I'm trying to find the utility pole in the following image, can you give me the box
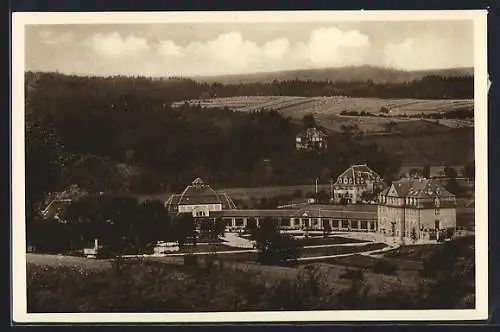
[329,178,334,202]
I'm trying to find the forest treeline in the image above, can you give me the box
[26,71,473,101]
[25,70,475,220]
[25,71,406,217]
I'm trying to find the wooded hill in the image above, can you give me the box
[25,71,474,220]
[191,65,474,85]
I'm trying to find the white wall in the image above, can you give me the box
[178,204,222,213]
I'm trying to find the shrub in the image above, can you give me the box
[183,254,198,266]
[372,260,397,275]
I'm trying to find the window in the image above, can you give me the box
[235,218,244,226]
[281,219,290,227]
[349,178,353,184]
[344,177,348,184]
[341,220,349,228]
[351,220,358,229]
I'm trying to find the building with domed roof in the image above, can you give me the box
[165,178,237,218]
[377,177,457,244]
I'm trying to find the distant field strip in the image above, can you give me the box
[173,96,474,116]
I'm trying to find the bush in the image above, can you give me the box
[183,254,198,266]
[372,260,398,275]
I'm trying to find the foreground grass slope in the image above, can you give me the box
[27,237,474,312]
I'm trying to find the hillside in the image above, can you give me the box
[173,96,474,133]
[25,71,475,204]
[191,66,474,85]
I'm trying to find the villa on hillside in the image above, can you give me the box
[295,127,328,151]
[377,177,457,245]
[333,164,385,204]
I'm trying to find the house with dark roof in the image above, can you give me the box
[41,199,73,222]
[164,177,237,218]
[377,177,457,244]
[333,164,385,204]
[295,127,328,151]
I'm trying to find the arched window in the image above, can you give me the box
[349,178,353,184]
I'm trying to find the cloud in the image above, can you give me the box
[295,27,370,66]
[149,28,371,76]
[157,40,183,57]
[384,39,419,69]
[37,29,73,45]
[383,36,471,70]
[82,32,150,58]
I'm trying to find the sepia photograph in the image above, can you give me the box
[11,10,488,323]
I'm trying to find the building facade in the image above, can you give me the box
[165,177,237,218]
[221,207,377,233]
[377,178,457,244]
[295,127,328,151]
[165,178,378,232]
[333,164,385,204]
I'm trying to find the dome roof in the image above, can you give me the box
[165,178,238,211]
[177,178,223,206]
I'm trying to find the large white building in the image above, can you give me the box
[377,178,457,244]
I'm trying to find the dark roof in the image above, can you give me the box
[335,164,383,184]
[41,199,72,219]
[296,127,327,139]
[165,178,237,210]
[388,178,455,198]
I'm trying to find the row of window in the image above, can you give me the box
[225,217,376,230]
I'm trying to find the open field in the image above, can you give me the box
[173,96,473,116]
[172,96,474,135]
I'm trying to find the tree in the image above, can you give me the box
[302,114,316,128]
[172,214,197,247]
[445,178,464,197]
[244,217,259,239]
[322,220,332,239]
[422,165,431,178]
[380,106,390,114]
[25,102,67,226]
[254,218,302,266]
[410,227,418,243]
[463,162,475,181]
[214,217,226,237]
[408,168,422,178]
[443,166,457,179]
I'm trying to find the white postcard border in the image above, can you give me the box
[11,10,489,323]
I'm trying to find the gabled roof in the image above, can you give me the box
[296,127,327,139]
[386,178,455,198]
[41,199,72,219]
[336,164,383,183]
[165,178,237,210]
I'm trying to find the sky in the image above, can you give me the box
[24,20,474,77]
